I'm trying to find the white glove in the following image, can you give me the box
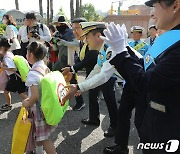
[120,24,129,46]
[119,24,143,59]
[100,22,127,54]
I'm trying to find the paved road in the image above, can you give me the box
[0,72,142,154]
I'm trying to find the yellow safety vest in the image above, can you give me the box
[133,42,146,51]
[80,43,88,61]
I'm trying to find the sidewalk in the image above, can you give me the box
[0,72,141,154]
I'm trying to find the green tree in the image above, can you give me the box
[0,24,6,36]
[0,24,7,31]
[81,3,102,21]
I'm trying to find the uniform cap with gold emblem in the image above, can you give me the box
[131,26,144,33]
[80,22,106,37]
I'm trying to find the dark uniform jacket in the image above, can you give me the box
[124,46,146,131]
[73,47,99,77]
[110,24,180,143]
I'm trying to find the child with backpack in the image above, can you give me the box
[22,41,56,154]
[0,38,27,111]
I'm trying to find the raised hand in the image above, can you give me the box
[100,22,127,54]
[120,24,129,46]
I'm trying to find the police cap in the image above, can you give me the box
[80,22,106,37]
[131,26,144,33]
[149,25,157,30]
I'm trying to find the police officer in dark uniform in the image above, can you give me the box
[61,24,145,149]
[62,22,99,114]
[80,22,118,137]
[100,0,180,153]
[62,2,179,151]
[129,26,149,56]
[103,46,146,154]
[63,22,118,137]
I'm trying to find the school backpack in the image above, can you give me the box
[14,55,30,82]
[32,66,69,126]
[5,53,30,82]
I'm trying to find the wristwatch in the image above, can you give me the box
[70,66,76,74]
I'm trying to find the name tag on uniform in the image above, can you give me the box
[150,101,166,113]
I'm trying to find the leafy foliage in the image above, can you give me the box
[81,3,103,21]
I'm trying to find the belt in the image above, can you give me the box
[150,101,166,113]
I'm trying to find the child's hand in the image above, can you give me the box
[62,67,70,75]
[24,98,30,101]
[22,99,29,107]
[64,72,73,83]
[74,90,82,97]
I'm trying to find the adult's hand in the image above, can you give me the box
[62,67,71,75]
[100,22,127,54]
[28,32,33,39]
[120,24,129,46]
[61,84,78,104]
